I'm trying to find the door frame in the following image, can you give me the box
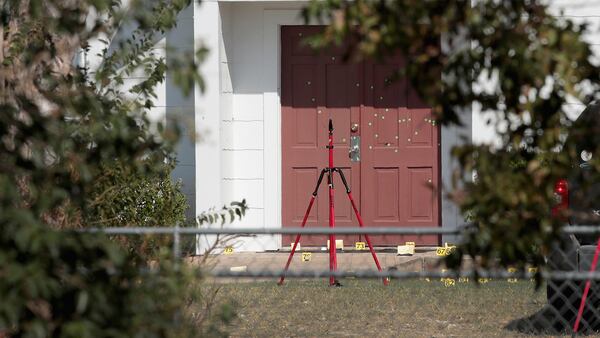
[261,8,467,249]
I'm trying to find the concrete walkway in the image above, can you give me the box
[186,249,447,277]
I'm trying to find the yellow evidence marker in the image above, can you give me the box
[507,267,518,283]
[528,267,538,282]
[444,243,456,255]
[355,242,366,250]
[301,252,312,262]
[224,246,234,255]
[326,239,344,250]
[478,278,490,284]
[444,278,456,287]
[436,243,456,256]
[440,269,456,287]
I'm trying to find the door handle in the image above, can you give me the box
[350,123,359,133]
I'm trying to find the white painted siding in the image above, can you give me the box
[217,3,306,251]
[218,3,268,251]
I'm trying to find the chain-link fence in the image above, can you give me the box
[83,225,600,336]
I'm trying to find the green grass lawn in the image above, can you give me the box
[207,279,558,337]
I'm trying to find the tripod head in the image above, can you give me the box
[329,119,333,133]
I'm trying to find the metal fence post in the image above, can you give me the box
[173,222,181,260]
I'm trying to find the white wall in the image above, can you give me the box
[220,3,307,251]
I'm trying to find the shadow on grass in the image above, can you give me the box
[505,305,600,336]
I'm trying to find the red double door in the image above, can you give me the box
[281,26,440,247]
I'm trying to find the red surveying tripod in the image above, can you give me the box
[278,119,388,286]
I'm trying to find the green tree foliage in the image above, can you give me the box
[0,0,236,336]
[1,228,194,337]
[302,0,600,271]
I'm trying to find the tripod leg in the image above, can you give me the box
[278,168,327,285]
[336,168,389,286]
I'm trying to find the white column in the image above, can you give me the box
[195,1,222,254]
[263,10,305,250]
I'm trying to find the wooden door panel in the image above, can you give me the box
[361,56,439,246]
[282,27,324,246]
[283,26,440,247]
[292,108,318,148]
[332,166,355,223]
[372,110,400,148]
[282,26,359,247]
[321,58,361,245]
[291,168,320,223]
[408,109,434,146]
[292,65,317,106]
[326,65,350,106]
[407,167,434,221]
[373,168,400,223]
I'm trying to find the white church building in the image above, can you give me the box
[85,0,590,252]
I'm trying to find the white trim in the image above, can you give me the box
[262,9,305,248]
[195,1,222,254]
